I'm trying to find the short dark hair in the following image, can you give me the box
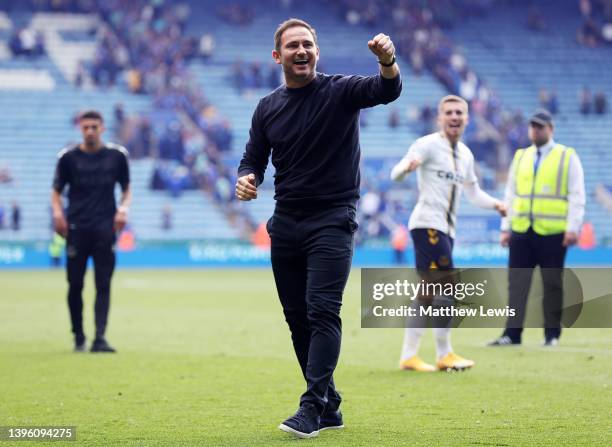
[78,110,104,122]
[274,18,318,52]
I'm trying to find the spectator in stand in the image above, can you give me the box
[159,122,185,162]
[11,201,21,231]
[0,166,13,183]
[112,103,125,139]
[8,28,24,56]
[539,88,550,110]
[241,63,258,92]
[199,33,215,60]
[539,88,559,115]
[0,204,4,230]
[419,105,435,135]
[161,205,173,230]
[580,0,592,18]
[150,164,165,190]
[127,69,143,94]
[250,61,263,89]
[594,90,608,114]
[9,27,45,57]
[505,112,530,159]
[232,60,246,94]
[549,89,559,114]
[389,108,401,128]
[580,87,593,114]
[216,120,233,152]
[527,4,547,31]
[74,61,86,88]
[150,161,193,197]
[91,42,120,87]
[267,63,281,89]
[213,171,232,203]
[577,17,602,47]
[128,117,154,159]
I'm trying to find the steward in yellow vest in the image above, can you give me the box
[490,109,585,347]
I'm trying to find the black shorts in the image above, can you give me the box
[410,228,454,271]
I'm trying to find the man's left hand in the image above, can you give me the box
[368,33,395,64]
[114,208,128,232]
[563,231,578,247]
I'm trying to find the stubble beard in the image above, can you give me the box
[283,62,317,86]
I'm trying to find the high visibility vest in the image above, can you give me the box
[511,144,574,235]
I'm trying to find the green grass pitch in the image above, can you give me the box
[1,269,610,446]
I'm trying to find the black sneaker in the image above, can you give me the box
[320,408,344,431]
[278,403,320,438]
[90,338,116,353]
[74,335,86,353]
[543,337,559,347]
[488,335,521,346]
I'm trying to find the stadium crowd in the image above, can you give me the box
[5,0,254,237]
[86,1,256,238]
[2,0,609,245]
[336,0,532,173]
[231,60,281,96]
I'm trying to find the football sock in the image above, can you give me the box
[434,326,452,359]
[401,326,425,360]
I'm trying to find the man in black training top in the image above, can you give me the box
[51,110,131,353]
[236,18,401,438]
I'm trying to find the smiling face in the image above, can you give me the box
[272,25,319,88]
[438,99,469,144]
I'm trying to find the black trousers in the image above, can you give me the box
[66,227,116,340]
[268,204,356,414]
[504,228,567,341]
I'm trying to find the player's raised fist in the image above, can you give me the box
[368,33,395,64]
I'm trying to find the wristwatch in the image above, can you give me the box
[378,55,396,67]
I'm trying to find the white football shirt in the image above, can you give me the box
[391,132,498,238]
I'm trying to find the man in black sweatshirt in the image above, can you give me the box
[236,18,401,438]
[51,110,131,354]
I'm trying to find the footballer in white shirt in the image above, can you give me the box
[390,95,507,372]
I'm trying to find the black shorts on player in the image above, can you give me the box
[410,228,456,326]
[411,228,454,271]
